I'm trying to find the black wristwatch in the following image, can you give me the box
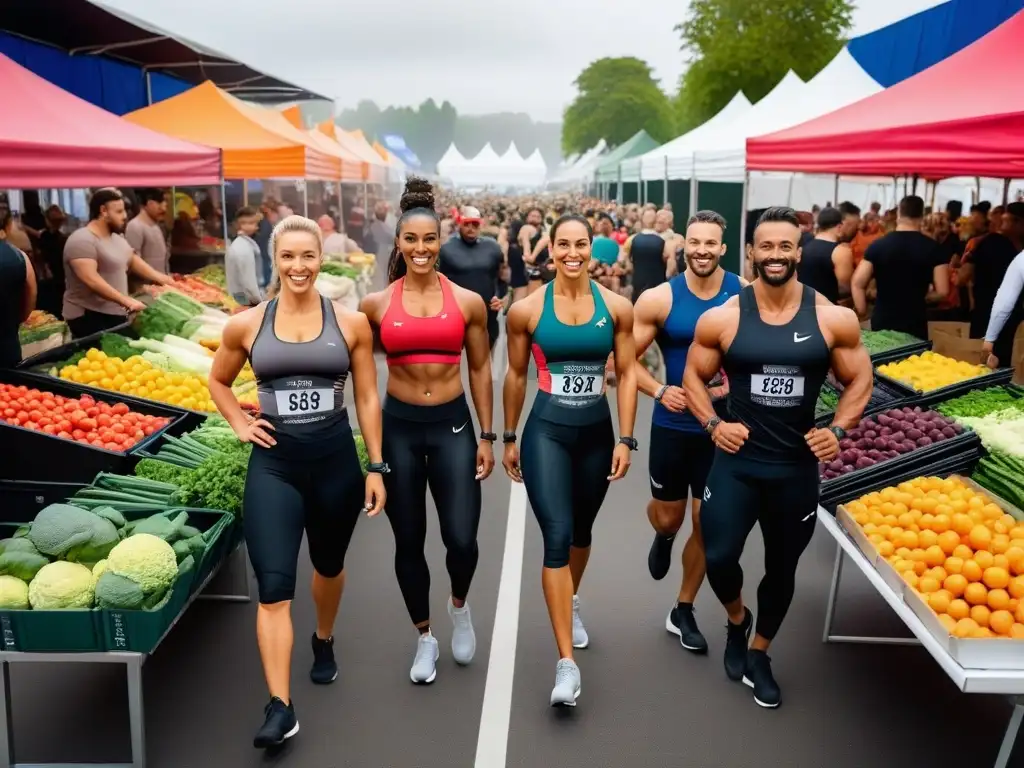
[480,431,497,443]
[828,426,847,441]
[619,436,639,451]
[502,431,517,444]
[704,416,722,435]
[654,384,669,402]
[367,461,391,475]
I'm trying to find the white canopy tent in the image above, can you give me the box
[525,148,548,185]
[441,142,546,188]
[436,142,470,180]
[547,140,607,186]
[497,141,527,169]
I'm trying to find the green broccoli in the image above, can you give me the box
[174,453,246,516]
[134,458,189,487]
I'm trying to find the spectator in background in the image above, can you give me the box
[254,197,279,291]
[36,205,68,317]
[366,200,394,264]
[850,211,884,266]
[2,210,33,256]
[0,212,37,368]
[795,210,815,248]
[225,206,263,308]
[125,188,169,274]
[959,202,1024,344]
[870,201,882,217]
[318,215,359,260]
[837,202,862,244]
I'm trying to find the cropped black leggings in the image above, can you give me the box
[243,424,365,605]
[382,394,481,626]
[520,414,614,568]
[700,452,820,641]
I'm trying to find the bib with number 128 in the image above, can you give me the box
[750,365,805,408]
[547,361,606,409]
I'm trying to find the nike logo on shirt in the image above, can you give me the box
[453,422,468,434]
[793,333,812,343]
[801,510,816,522]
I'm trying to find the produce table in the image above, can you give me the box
[817,508,1024,768]
[0,542,251,768]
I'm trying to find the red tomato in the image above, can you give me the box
[79,417,98,431]
[85,432,98,442]
[2,409,14,418]
[69,409,87,425]
[42,424,57,435]
[71,429,85,440]
[134,430,145,440]
[26,399,40,411]
[85,407,99,418]
[40,399,56,411]
[15,411,28,422]
[23,422,38,431]
[99,430,114,443]
[27,410,42,423]
[111,403,129,415]
[97,414,112,428]
[90,439,104,447]
[76,437,90,444]
[104,442,121,452]
[8,418,19,427]
[54,396,65,406]
[79,394,94,405]
[143,425,155,436]
[57,431,72,439]
[15,386,27,395]
[57,420,72,433]
[111,422,125,434]
[36,417,52,428]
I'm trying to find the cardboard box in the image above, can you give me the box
[928,321,969,340]
[932,334,984,364]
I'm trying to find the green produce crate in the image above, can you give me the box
[102,555,194,653]
[0,524,105,652]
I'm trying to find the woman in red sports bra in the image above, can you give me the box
[359,177,495,685]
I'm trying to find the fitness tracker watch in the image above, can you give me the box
[619,436,639,451]
[828,426,847,441]
[654,384,669,403]
[704,416,722,435]
[367,461,391,475]
[502,431,517,444]
[480,431,497,443]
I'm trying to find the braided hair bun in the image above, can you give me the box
[399,176,435,213]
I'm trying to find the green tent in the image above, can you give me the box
[594,131,660,183]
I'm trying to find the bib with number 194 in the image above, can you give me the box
[547,361,606,409]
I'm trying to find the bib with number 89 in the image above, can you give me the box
[548,361,606,408]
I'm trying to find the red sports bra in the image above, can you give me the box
[380,275,465,366]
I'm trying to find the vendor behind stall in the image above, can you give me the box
[0,214,38,368]
[225,206,263,307]
[125,188,169,274]
[62,188,173,339]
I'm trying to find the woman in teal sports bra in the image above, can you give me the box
[502,214,638,708]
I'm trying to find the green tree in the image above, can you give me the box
[674,0,853,132]
[561,57,675,156]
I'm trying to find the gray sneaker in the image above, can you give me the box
[447,598,476,665]
[549,658,581,707]
[572,595,589,649]
[410,632,439,684]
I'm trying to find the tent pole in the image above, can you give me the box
[663,156,668,207]
[303,182,309,218]
[786,174,795,207]
[689,177,697,218]
[911,174,920,196]
[243,180,249,207]
[833,175,839,205]
[145,71,153,106]
[1003,178,1011,205]
[221,180,229,244]
[740,171,750,282]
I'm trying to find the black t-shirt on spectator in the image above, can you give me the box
[865,231,946,340]
[969,233,1018,339]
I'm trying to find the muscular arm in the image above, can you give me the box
[851,259,873,319]
[527,235,549,264]
[985,252,1024,342]
[929,262,951,303]
[825,305,873,430]
[832,244,854,297]
[632,286,668,398]
[462,291,494,433]
[610,294,637,439]
[129,253,172,284]
[209,313,255,434]
[344,309,383,464]
[682,307,729,427]
[502,301,533,433]
[67,258,133,309]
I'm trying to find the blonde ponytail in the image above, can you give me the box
[266,214,324,298]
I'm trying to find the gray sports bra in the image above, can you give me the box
[249,295,350,433]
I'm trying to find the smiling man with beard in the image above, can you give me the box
[683,206,872,709]
[632,210,745,654]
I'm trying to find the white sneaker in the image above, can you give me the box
[549,658,581,707]
[410,632,439,684]
[447,597,476,665]
[572,595,589,649]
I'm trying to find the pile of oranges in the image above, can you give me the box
[845,475,1024,639]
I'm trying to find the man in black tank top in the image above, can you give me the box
[626,209,672,303]
[796,206,854,304]
[683,207,873,710]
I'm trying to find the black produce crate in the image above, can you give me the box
[0,479,86,522]
[814,375,919,427]
[0,370,193,483]
[874,367,1015,409]
[16,323,134,370]
[868,339,932,366]
[819,429,981,498]
[820,452,981,511]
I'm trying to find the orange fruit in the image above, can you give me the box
[969,525,993,550]
[944,574,968,597]
[913,560,928,576]
[903,571,920,589]
[962,560,984,583]
[918,529,940,548]
[970,627,994,638]
[897,512,915,529]
[951,513,974,535]
[953,544,975,560]
[994,554,1010,570]
[938,531,961,555]
[1001,514,1017,530]
[1009,576,1024,599]
[992,534,1011,555]
[923,545,946,567]
[918,576,941,594]
[929,591,952,614]
[1011,623,1024,639]
[983,503,1003,521]
[988,588,1011,611]
[983,566,1010,590]
[974,550,995,570]
[938,613,957,633]
[901,530,919,549]
[1010,526,1024,540]
[928,566,948,582]
[1017,602,1024,624]
[953,617,979,637]
[989,610,1015,636]
[932,514,952,533]
[945,556,965,575]
[964,582,989,606]
[947,599,970,620]
[1008,549,1024,576]
[970,604,992,627]
[877,541,895,558]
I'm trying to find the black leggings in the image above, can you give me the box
[700,451,819,641]
[243,425,365,605]
[521,414,614,568]
[382,393,481,625]
[67,309,126,339]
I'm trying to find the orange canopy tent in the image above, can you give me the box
[280,105,304,130]
[316,120,388,183]
[123,82,339,180]
[273,107,366,182]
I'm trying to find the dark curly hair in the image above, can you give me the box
[387,177,440,283]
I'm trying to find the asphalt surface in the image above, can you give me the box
[4,318,1023,767]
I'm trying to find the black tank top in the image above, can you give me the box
[724,284,830,465]
[249,294,352,454]
[797,238,840,303]
[0,242,26,369]
[631,233,666,291]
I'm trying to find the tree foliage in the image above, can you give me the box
[674,0,854,133]
[561,57,676,156]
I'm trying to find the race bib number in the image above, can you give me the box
[750,366,804,407]
[271,377,335,418]
[549,362,606,408]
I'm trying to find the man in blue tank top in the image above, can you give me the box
[633,210,743,654]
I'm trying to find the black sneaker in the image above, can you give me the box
[647,533,675,581]
[665,603,708,654]
[310,633,338,684]
[723,607,753,681]
[742,649,781,708]
[253,697,299,749]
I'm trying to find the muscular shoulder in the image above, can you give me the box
[597,283,633,325]
[507,289,543,332]
[222,304,265,348]
[451,282,487,317]
[695,298,739,341]
[634,281,672,321]
[358,285,392,320]
[817,302,861,347]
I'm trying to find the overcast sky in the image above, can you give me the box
[101,0,945,122]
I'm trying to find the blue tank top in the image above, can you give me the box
[653,270,742,432]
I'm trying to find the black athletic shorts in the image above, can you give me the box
[648,423,715,502]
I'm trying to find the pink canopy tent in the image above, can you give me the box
[0,53,221,188]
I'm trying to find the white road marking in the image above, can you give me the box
[474,482,528,768]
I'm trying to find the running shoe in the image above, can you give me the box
[648,533,675,581]
[549,658,581,707]
[665,603,709,654]
[310,633,338,684]
[724,607,753,681]
[253,697,299,749]
[410,631,439,684]
[742,649,781,708]
[448,597,477,665]
[572,595,589,649]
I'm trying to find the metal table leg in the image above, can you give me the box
[994,697,1023,768]
[198,544,251,603]
[0,662,12,768]
[125,656,145,768]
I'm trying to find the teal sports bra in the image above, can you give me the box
[530,280,615,425]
